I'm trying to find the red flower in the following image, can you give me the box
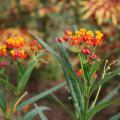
[93,73,97,78]
[63,36,69,41]
[76,69,83,77]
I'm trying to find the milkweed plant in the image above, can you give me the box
[0,36,50,120]
[30,28,120,120]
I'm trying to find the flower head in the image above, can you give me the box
[6,37,25,48]
[0,45,7,56]
[80,0,120,26]
[59,28,103,47]
[0,36,43,61]
[58,28,103,63]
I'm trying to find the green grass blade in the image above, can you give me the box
[17,82,66,111]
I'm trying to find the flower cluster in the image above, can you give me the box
[80,0,120,26]
[62,28,103,46]
[0,45,7,56]
[0,37,43,60]
[6,37,25,48]
[58,28,103,57]
[58,28,103,78]
[30,40,43,51]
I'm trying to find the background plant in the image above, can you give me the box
[0,36,47,120]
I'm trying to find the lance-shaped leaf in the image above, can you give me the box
[91,67,120,94]
[17,82,66,111]
[99,85,120,104]
[22,106,50,120]
[0,90,6,113]
[16,51,45,95]
[29,31,84,94]
[34,104,49,120]
[85,98,120,120]
[57,42,84,115]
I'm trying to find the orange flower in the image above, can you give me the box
[6,37,25,48]
[0,45,7,56]
[30,40,43,51]
[58,28,103,62]
[58,28,103,47]
[93,73,97,78]
[65,30,73,36]
[77,69,83,77]
[0,36,43,60]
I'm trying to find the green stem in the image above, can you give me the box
[82,96,89,120]
[79,53,87,96]
[5,92,28,120]
[91,60,107,108]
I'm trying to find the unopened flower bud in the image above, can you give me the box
[82,48,91,55]
[63,36,69,41]
[57,37,63,43]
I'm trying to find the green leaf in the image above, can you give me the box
[29,31,84,93]
[16,51,45,95]
[17,82,66,111]
[110,112,120,120]
[89,60,102,87]
[0,90,6,113]
[57,42,84,116]
[91,67,120,94]
[29,31,85,118]
[34,104,49,120]
[99,85,120,104]
[22,106,49,120]
[16,62,36,95]
[0,68,5,74]
[63,67,83,118]
[85,98,120,120]
[79,53,90,85]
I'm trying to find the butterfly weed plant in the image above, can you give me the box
[30,28,120,120]
[0,36,48,120]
